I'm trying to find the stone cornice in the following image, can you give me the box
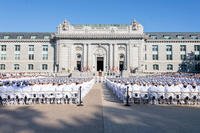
[54,33,145,39]
[0,39,51,43]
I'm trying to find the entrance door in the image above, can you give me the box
[97,57,104,71]
[77,61,81,71]
[119,61,124,71]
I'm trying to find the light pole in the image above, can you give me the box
[125,86,130,106]
[77,86,83,106]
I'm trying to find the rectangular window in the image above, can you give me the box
[1,45,6,51]
[0,54,6,60]
[152,45,158,51]
[28,54,34,60]
[145,65,147,70]
[144,54,147,60]
[194,45,200,51]
[166,45,172,51]
[194,45,200,60]
[15,54,20,60]
[42,45,48,51]
[14,64,19,70]
[29,45,34,51]
[152,54,158,60]
[144,45,147,51]
[153,64,159,70]
[180,45,186,51]
[28,64,34,70]
[15,45,20,51]
[42,54,48,60]
[166,54,173,60]
[42,64,48,70]
[167,64,173,70]
[180,54,186,60]
[195,55,200,60]
[0,64,5,70]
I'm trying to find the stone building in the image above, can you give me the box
[0,20,200,74]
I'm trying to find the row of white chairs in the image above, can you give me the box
[0,91,80,105]
[0,79,95,106]
[106,79,200,105]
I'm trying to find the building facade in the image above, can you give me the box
[0,20,200,74]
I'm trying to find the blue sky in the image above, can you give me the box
[0,0,200,32]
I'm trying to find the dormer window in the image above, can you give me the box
[177,35,184,39]
[4,36,10,39]
[30,36,37,39]
[190,35,198,39]
[150,35,157,39]
[44,36,50,39]
[163,35,171,39]
[17,36,23,39]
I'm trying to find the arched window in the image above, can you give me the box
[0,64,5,70]
[76,54,82,61]
[119,54,125,60]
[167,64,173,70]
[153,64,159,70]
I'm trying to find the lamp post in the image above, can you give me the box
[77,86,83,106]
[125,86,130,106]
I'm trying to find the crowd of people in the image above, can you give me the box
[106,74,200,105]
[0,76,94,106]
[1,72,200,106]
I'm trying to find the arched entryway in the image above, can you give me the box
[119,54,125,71]
[93,45,107,72]
[97,57,104,71]
[76,53,82,71]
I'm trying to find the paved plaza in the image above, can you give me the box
[0,83,200,133]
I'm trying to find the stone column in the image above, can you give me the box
[113,43,118,71]
[56,41,60,72]
[86,43,89,70]
[82,43,87,71]
[126,43,130,71]
[109,43,113,71]
[138,42,142,72]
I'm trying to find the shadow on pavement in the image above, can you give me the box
[0,83,200,133]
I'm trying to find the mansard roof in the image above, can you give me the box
[1,32,200,40]
[0,32,52,39]
[146,32,200,40]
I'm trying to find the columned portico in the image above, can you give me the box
[55,20,145,74]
